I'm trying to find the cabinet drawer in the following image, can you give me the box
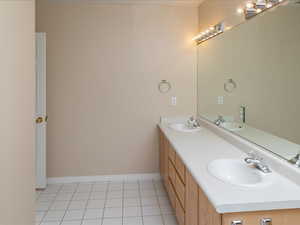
[168,145,176,165]
[168,160,176,186]
[176,196,185,225]
[175,155,186,184]
[167,179,176,209]
[175,173,185,209]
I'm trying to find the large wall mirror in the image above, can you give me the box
[197,3,300,163]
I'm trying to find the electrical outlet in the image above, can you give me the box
[171,96,177,106]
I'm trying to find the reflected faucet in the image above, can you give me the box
[288,153,300,167]
[244,152,272,173]
[214,115,225,126]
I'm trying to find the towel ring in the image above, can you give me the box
[158,80,171,93]
[224,78,237,93]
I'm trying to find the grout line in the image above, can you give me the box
[122,180,125,225]
[137,180,145,225]
[79,182,95,225]
[153,179,166,225]
[101,180,111,225]
[59,183,79,225]
[38,183,64,225]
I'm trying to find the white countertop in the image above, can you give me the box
[159,120,300,213]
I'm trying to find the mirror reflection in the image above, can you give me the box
[197,4,300,162]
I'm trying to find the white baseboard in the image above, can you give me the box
[47,173,161,184]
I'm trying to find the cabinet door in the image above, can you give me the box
[222,209,300,225]
[198,187,221,225]
[159,129,164,180]
[185,171,198,225]
[159,128,169,188]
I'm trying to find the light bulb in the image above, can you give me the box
[266,2,273,7]
[237,8,244,14]
[246,2,254,8]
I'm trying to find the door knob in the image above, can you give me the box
[231,220,243,225]
[35,117,43,124]
[261,218,272,225]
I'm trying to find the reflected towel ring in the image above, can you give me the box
[224,79,237,93]
[158,80,171,93]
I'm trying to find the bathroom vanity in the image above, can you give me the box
[158,121,300,225]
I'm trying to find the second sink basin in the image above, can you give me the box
[169,123,202,133]
[221,122,244,131]
[208,159,273,188]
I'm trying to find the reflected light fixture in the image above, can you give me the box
[192,22,225,44]
[238,0,287,20]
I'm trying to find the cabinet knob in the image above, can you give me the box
[261,218,272,225]
[231,220,243,225]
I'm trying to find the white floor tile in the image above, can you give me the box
[72,193,90,201]
[68,200,87,210]
[102,218,122,225]
[56,193,73,201]
[92,184,108,192]
[124,190,139,198]
[36,201,52,211]
[107,190,123,199]
[142,206,161,216]
[160,204,174,215]
[103,207,123,218]
[108,183,123,191]
[86,200,105,209]
[141,197,158,206]
[63,210,85,221]
[50,201,69,211]
[163,214,178,225]
[43,210,65,222]
[40,222,61,225]
[77,184,93,193]
[38,194,57,202]
[143,215,164,225]
[124,183,139,190]
[123,206,142,217]
[84,209,103,219]
[37,179,176,225]
[60,184,78,193]
[106,198,123,208]
[140,189,156,197]
[82,219,102,225]
[61,221,82,225]
[89,192,106,200]
[123,217,143,225]
[123,198,141,207]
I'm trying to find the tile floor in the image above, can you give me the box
[36,179,178,225]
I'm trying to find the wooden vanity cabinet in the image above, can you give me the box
[159,127,300,225]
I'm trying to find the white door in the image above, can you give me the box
[36,32,47,189]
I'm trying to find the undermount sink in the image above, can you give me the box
[168,123,202,133]
[208,159,273,188]
[221,122,244,131]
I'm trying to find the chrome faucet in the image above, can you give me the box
[244,152,272,173]
[288,153,300,167]
[214,115,225,126]
[186,116,200,129]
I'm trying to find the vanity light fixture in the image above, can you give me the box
[238,0,287,20]
[192,22,225,44]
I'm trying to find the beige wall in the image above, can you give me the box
[0,1,35,224]
[36,0,198,177]
[197,6,300,145]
